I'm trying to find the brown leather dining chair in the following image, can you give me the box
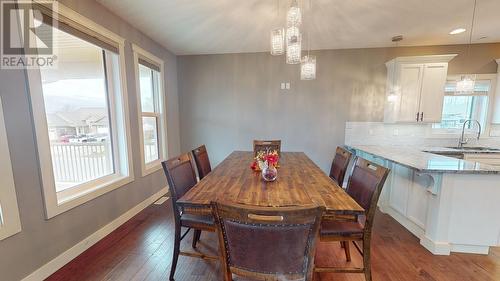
[329,146,353,187]
[316,157,390,281]
[211,202,324,281]
[192,144,212,180]
[162,153,218,281]
[253,139,281,156]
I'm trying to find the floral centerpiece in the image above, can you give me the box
[251,150,279,182]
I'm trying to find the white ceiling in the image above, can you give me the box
[97,0,500,55]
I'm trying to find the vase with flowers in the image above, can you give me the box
[251,150,279,182]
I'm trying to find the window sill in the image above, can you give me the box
[428,128,486,138]
[141,160,164,177]
[46,174,134,219]
[0,224,22,241]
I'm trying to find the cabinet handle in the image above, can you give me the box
[416,112,420,122]
[420,112,424,122]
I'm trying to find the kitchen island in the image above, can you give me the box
[348,145,500,255]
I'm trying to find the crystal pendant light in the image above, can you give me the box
[286,26,300,45]
[300,55,316,80]
[286,0,301,27]
[456,74,476,94]
[286,26,301,64]
[456,0,478,95]
[270,28,284,55]
[286,41,301,64]
[285,0,301,65]
[387,36,403,101]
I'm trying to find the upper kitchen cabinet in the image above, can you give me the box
[384,55,457,123]
[492,59,500,124]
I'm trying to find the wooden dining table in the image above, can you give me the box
[177,151,364,217]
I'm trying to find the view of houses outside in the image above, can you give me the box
[433,81,490,131]
[37,27,159,192]
[39,28,114,192]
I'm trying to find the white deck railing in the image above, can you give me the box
[50,142,113,184]
[50,142,159,186]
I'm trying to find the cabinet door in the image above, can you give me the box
[418,63,448,123]
[406,173,430,229]
[492,68,500,124]
[397,64,423,122]
[389,165,412,215]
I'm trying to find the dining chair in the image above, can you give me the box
[329,146,353,187]
[192,144,212,180]
[162,153,218,281]
[316,157,390,281]
[211,202,324,281]
[253,139,281,156]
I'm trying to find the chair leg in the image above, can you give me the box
[343,241,352,262]
[169,227,181,281]
[363,241,371,281]
[192,229,201,248]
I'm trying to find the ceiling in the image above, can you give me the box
[97,0,500,55]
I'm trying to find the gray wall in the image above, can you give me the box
[178,44,500,172]
[0,1,180,280]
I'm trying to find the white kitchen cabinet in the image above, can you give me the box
[352,146,500,255]
[419,64,450,123]
[389,164,411,215]
[406,173,431,229]
[384,55,456,123]
[386,164,429,230]
[491,59,500,124]
[397,64,423,122]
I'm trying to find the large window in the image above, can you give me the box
[433,78,493,132]
[0,97,22,241]
[133,45,167,176]
[40,29,114,193]
[28,5,133,217]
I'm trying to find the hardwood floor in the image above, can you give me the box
[47,199,500,281]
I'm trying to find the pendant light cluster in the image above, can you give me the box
[456,0,478,95]
[270,0,316,80]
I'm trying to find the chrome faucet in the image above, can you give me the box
[458,119,481,148]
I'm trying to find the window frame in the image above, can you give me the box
[25,2,134,218]
[0,97,22,241]
[132,44,168,176]
[430,73,497,137]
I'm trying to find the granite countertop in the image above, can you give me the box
[347,145,500,174]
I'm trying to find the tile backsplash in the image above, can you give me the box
[345,122,500,148]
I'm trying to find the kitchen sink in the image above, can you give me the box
[426,151,464,159]
[446,146,500,151]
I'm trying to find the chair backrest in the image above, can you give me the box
[211,202,324,281]
[192,145,212,180]
[329,146,353,186]
[346,157,390,233]
[253,140,281,156]
[162,153,197,220]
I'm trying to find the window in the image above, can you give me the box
[27,5,133,218]
[40,30,115,193]
[0,97,22,240]
[133,45,167,176]
[433,79,493,132]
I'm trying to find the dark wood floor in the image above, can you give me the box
[47,199,500,281]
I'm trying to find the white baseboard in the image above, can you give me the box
[450,244,490,255]
[384,206,425,238]
[21,187,168,281]
[385,206,491,256]
[420,235,451,255]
